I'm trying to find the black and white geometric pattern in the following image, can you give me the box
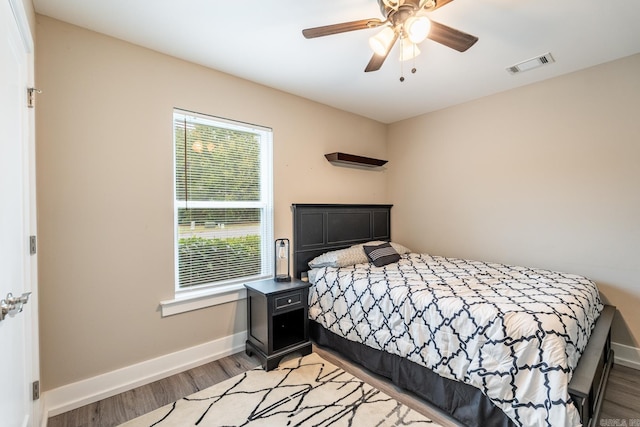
[309,253,603,427]
[119,353,438,426]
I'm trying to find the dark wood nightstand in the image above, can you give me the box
[245,278,312,371]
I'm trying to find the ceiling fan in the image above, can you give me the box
[302,0,478,74]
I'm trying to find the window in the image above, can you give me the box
[173,109,273,292]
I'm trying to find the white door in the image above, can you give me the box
[0,0,38,426]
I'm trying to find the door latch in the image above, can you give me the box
[27,88,41,108]
[0,292,32,322]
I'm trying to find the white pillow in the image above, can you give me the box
[307,241,411,268]
[307,246,368,268]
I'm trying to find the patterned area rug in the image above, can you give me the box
[119,352,439,426]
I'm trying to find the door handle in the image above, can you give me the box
[0,292,31,322]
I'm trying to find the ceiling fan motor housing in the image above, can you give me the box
[378,0,437,33]
[378,0,435,18]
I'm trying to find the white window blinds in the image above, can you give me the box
[173,109,273,290]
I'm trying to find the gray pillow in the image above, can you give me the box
[363,242,401,267]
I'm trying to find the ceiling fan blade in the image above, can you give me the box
[302,19,384,39]
[364,32,399,72]
[427,20,478,52]
[364,53,387,73]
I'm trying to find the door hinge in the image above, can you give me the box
[32,380,40,400]
[27,87,41,109]
[29,235,36,255]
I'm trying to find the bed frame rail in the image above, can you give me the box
[569,304,615,427]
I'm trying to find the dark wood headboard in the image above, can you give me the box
[291,204,393,278]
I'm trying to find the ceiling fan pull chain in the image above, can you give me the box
[400,37,405,82]
[412,44,418,75]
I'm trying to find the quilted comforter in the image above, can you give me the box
[308,253,603,427]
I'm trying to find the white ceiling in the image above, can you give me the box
[33,0,640,123]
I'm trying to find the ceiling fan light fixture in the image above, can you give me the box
[405,15,431,44]
[369,26,395,56]
[399,40,420,61]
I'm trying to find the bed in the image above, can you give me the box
[292,204,614,427]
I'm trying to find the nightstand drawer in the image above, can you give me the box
[274,292,302,311]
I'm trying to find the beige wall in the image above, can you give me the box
[36,11,640,393]
[388,53,640,347]
[35,15,388,391]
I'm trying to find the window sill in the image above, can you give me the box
[160,283,249,317]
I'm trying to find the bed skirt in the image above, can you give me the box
[310,320,515,427]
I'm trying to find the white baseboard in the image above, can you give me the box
[612,341,640,370]
[42,331,247,422]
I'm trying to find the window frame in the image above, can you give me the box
[168,109,274,310]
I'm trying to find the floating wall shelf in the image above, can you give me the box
[324,152,388,168]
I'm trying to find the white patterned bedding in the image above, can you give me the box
[308,253,603,427]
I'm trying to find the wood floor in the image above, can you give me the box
[48,346,640,427]
[47,353,260,427]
